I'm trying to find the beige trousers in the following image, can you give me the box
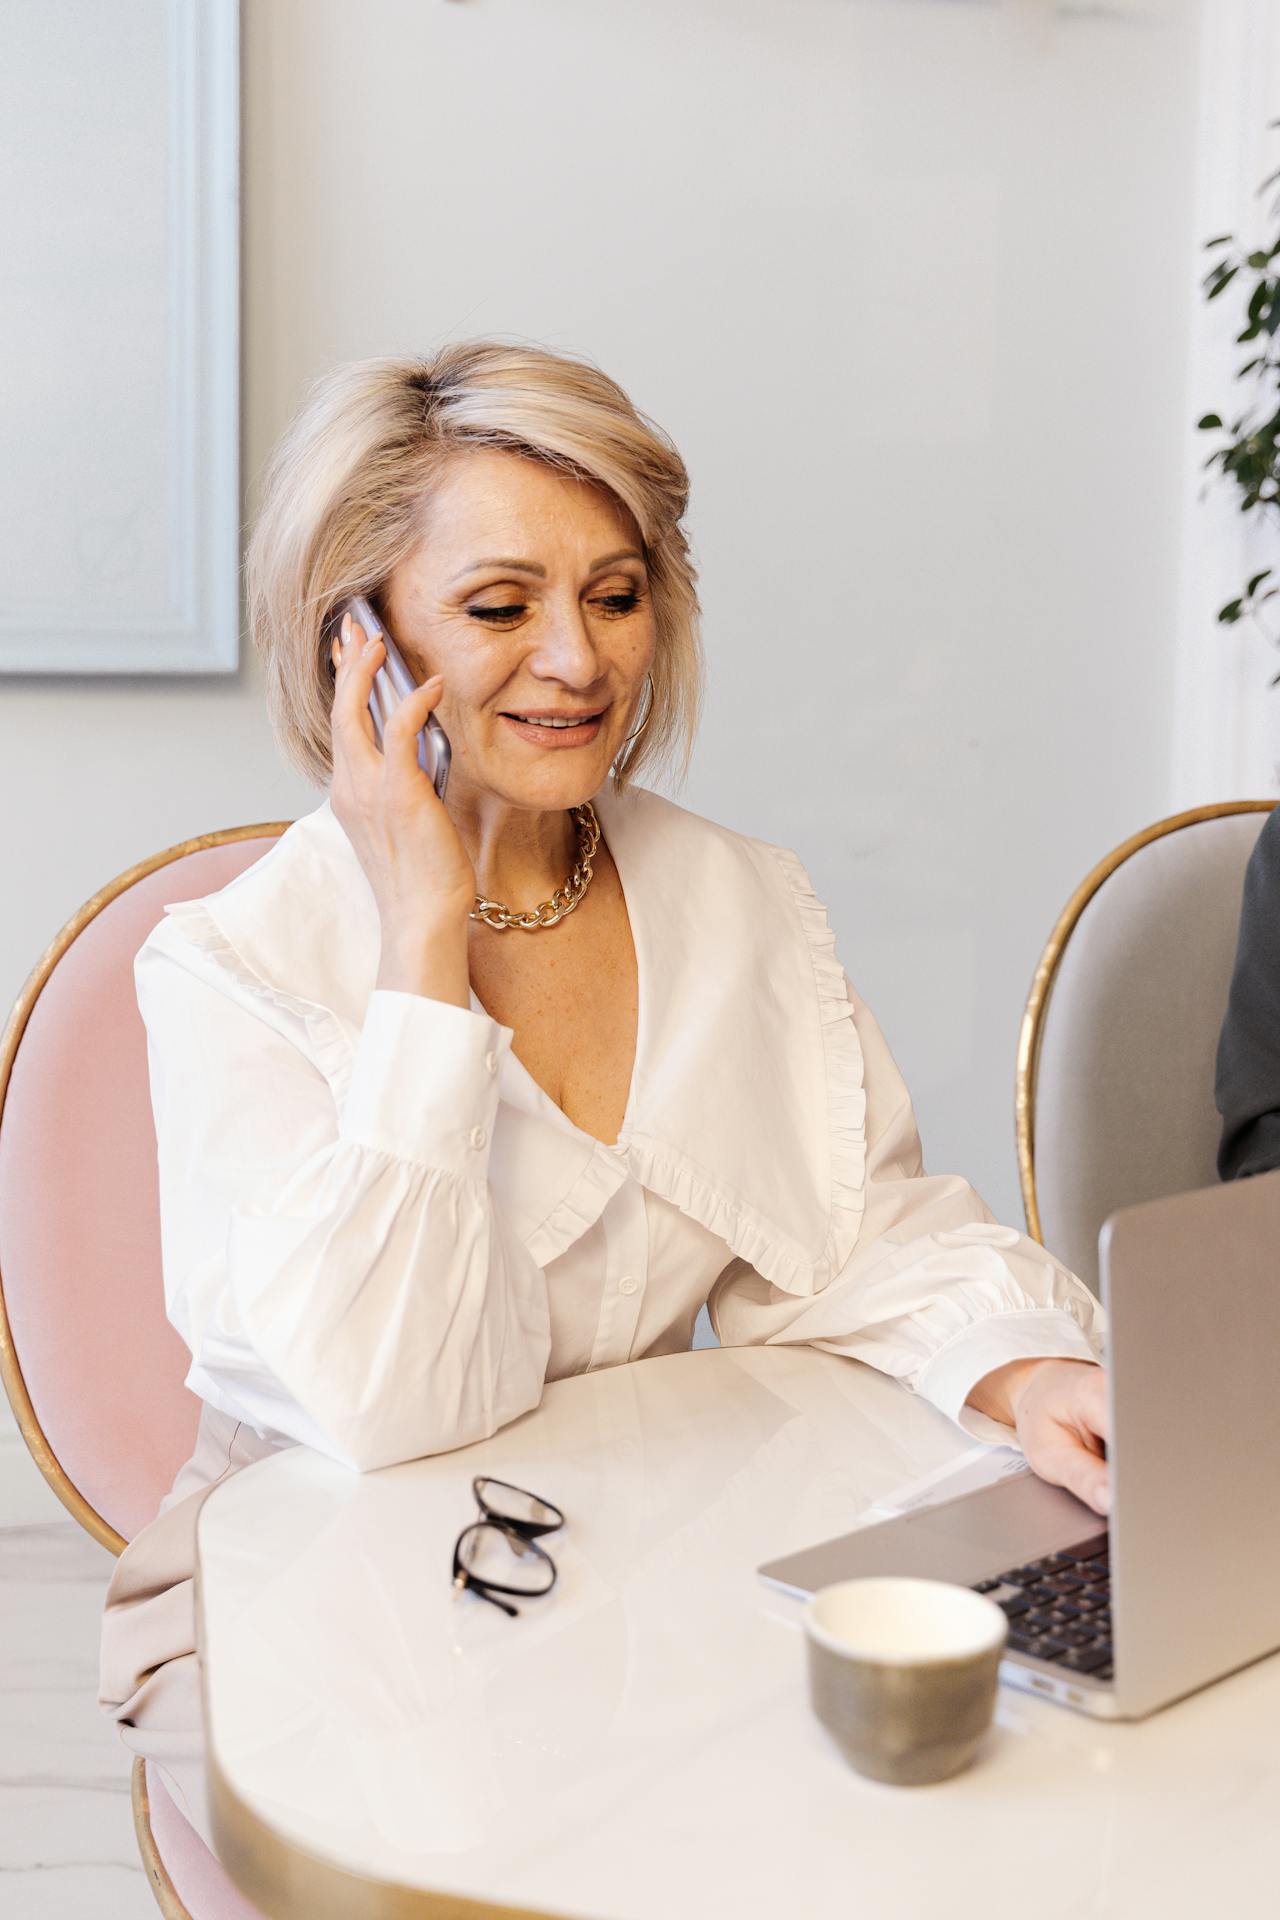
[98,1403,283,1857]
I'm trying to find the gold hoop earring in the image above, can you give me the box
[620,672,655,746]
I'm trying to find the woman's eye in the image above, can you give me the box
[466,589,642,623]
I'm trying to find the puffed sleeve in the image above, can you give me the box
[707,977,1107,1447]
[133,912,553,1472]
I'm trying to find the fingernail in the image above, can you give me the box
[340,611,351,647]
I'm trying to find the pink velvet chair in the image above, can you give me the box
[0,819,293,1920]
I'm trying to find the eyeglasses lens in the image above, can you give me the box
[458,1522,554,1594]
[474,1479,560,1531]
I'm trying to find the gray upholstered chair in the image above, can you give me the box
[1016,800,1276,1295]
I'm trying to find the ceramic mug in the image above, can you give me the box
[803,1576,1008,1786]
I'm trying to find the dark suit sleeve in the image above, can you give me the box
[1216,805,1280,1179]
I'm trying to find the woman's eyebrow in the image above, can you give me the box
[446,548,644,586]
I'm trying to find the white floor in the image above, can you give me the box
[0,1396,156,1917]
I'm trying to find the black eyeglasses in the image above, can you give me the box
[451,1476,566,1618]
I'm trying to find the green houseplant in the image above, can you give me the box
[1198,122,1280,682]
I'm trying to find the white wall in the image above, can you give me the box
[1171,0,1280,808]
[3,0,1221,1236]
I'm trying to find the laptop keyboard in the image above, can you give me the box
[971,1530,1114,1682]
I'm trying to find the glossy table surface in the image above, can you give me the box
[195,1346,1277,1918]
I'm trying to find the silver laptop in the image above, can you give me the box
[759,1166,1280,1720]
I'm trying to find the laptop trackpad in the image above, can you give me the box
[759,1472,1101,1597]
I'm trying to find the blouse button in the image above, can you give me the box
[483,1050,499,1075]
[618,1276,639,1297]
[469,1126,487,1150]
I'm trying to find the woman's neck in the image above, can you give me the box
[448,791,580,909]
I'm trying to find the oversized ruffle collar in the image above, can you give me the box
[156,783,868,1298]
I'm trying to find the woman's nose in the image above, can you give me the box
[526,603,604,687]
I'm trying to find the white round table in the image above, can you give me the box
[194,1345,1278,1918]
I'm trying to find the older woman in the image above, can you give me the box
[100,340,1108,1853]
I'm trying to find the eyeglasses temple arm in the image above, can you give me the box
[454,1570,520,1619]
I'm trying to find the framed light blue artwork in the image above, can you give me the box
[0,0,240,673]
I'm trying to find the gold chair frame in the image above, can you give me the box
[1015,799,1276,1246]
[133,1756,204,1919]
[0,821,291,1916]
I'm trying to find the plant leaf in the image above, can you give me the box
[1247,569,1273,594]
[1197,412,1223,429]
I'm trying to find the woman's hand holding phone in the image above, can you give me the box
[329,608,474,1009]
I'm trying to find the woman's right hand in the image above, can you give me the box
[329,609,476,1001]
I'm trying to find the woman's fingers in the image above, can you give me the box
[330,613,446,797]
[330,612,383,768]
[382,670,446,799]
[325,603,475,945]
[1074,1360,1110,1447]
[1034,1434,1111,1518]
[1016,1361,1112,1518]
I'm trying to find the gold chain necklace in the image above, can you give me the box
[469,802,602,931]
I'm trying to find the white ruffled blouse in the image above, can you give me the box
[133,781,1106,1475]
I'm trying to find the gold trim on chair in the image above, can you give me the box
[0,820,290,1554]
[1015,799,1277,1247]
[133,1755,198,1920]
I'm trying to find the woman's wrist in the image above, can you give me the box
[376,915,471,1010]
[964,1354,1096,1429]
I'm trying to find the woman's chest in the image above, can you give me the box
[468,870,639,1145]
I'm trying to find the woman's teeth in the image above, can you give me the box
[510,713,598,728]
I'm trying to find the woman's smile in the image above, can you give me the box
[499,703,610,748]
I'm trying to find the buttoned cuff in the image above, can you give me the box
[338,989,512,1177]
[913,1307,1107,1448]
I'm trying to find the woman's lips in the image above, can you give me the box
[499,708,608,748]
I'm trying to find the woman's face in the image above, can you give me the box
[381,447,656,816]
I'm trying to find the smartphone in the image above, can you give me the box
[336,593,451,802]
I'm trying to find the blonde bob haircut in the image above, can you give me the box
[245,339,703,793]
